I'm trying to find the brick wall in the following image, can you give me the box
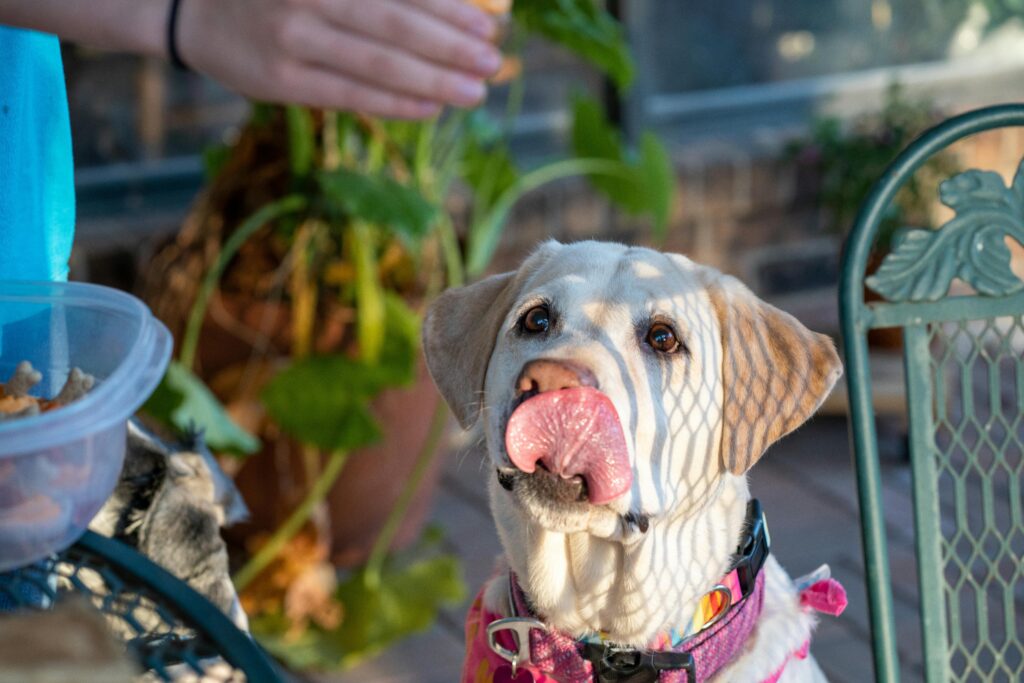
[483,142,832,296]
[482,119,1024,301]
[75,120,1024,308]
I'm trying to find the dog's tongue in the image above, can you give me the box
[505,387,632,505]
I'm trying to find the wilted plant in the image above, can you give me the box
[142,0,676,669]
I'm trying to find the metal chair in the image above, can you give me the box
[0,531,285,682]
[841,104,1024,682]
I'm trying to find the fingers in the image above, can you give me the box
[403,0,500,40]
[317,0,502,77]
[280,61,443,118]
[180,0,501,117]
[279,14,488,107]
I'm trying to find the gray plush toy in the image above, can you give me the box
[85,418,250,634]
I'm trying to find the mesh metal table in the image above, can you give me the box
[0,531,284,682]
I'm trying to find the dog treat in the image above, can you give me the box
[468,0,511,14]
[0,361,95,421]
[4,360,41,396]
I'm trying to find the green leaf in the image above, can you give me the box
[285,106,315,178]
[570,95,638,209]
[141,361,259,456]
[637,132,674,240]
[261,357,385,452]
[513,0,634,90]
[251,550,464,670]
[249,612,341,671]
[260,298,420,450]
[380,293,421,377]
[318,169,437,241]
[464,108,504,146]
[331,555,465,667]
[462,139,520,212]
[570,94,623,164]
[569,95,675,236]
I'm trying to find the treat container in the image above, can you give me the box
[0,280,171,570]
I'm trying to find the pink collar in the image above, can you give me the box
[464,500,775,682]
[464,570,766,683]
[462,501,847,682]
[464,567,848,683]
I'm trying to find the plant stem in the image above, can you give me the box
[433,109,469,172]
[501,25,528,136]
[437,215,465,290]
[233,447,350,592]
[466,158,634,277]
[414,115,437,190]
[289,221,321,359]
[363,401,449,590]
[180,195,307,369]
[323,111,340,171]
[352,221,385,363]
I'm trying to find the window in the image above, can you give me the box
[624,0,1024,146]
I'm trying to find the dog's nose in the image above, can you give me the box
[515,359,597,396]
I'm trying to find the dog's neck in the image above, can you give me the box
[489,473,751,646]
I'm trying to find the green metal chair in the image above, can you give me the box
[841,104,1024,682]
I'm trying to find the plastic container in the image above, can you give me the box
[0,280,171,570]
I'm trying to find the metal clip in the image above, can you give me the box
[697,583,734,633]
[486,617,546,675]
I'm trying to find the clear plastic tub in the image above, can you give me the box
[0,280,172,570]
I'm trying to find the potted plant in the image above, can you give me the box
[787,82,959,346]
[140,0,677,670]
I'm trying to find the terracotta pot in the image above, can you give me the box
[196,292,445,568]
[225,359,444,568]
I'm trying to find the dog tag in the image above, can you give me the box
[494,664,535,683]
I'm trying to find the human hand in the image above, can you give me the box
[176,0,503,118]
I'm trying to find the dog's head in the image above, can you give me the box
[423,241,841,538]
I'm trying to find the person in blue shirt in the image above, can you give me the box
[0,0,502,283]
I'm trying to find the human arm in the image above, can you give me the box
[0,0,501,118]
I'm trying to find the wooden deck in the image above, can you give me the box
[319,413,930,683]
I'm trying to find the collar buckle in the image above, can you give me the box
[583,643,696,683]
[733,499,770,593]
[487,617,546,675]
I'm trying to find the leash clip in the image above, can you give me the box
[487,617,546,675]
[697,583,734,633]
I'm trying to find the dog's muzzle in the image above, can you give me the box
[503,360,632,505]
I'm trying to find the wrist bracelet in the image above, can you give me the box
[167,0,190,72]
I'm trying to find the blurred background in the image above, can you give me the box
[58,1,1024,681]
[68,0,1024,291]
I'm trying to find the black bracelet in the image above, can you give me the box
[167,0,190,72]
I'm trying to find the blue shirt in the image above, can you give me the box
[0,27,74,282]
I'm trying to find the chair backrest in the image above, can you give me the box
[840,104,1024,683]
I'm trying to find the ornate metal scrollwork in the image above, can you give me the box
[866,160,1024,302]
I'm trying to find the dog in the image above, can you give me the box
[422,241,845,683]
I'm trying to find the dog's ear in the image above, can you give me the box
[422,272,518,429]
[423,241,562,429]
[706,274,842,474]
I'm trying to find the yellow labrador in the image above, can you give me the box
[424,241,843,683]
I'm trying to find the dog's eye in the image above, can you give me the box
[647,323,681,354]
[521,305,550,334]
